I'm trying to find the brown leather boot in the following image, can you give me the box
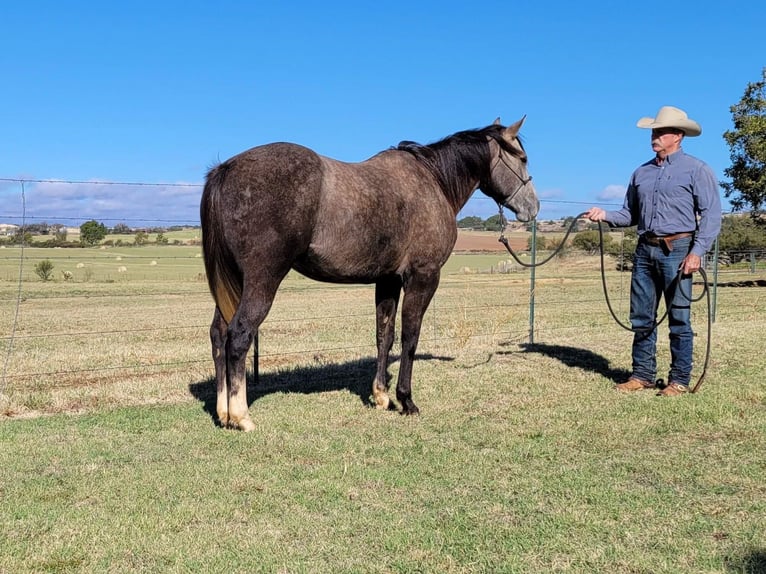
[615,377,656,391]
[656,381,689,397]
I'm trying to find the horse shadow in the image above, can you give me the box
[501,341,630,384]
[188,353,453,426]
[725,549,766,573]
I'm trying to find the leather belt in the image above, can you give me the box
[642,232,693,252]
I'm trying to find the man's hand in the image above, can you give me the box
[583,207,607,221]
[681,253,701,275]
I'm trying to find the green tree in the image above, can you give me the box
[10,229,32,245]
[483,214,504,232]
[457,216,483,229]
[604,231,637,271]
[156,232,169,245]
[718,215,766,251]
[34,259,54,281]
[572,229,615,254]
[80,220,107,245]
[721,68,766,217]
[134,231,149,246]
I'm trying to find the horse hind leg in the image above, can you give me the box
[372,276,401,410]
[224,277,285,432]
[209,307,230,427]
[223,311,257,432]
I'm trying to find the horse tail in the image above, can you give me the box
[201,161,242,324]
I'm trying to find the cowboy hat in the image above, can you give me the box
[636,106,701,137]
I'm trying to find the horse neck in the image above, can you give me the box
[428,145,487,215]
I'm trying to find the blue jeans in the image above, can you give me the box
[630,236,694,386]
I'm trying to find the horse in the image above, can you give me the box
[201,116,539,431]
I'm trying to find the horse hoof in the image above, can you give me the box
[373,390,390,410]
[238,418,256,432]
[228,417,256,432]
[402,402,420,416]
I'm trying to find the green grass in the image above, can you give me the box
[0,249,765,573]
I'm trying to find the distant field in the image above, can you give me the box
[0,244,204,283]
[29,227,202,245]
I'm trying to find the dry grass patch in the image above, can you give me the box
[1,251,765,572]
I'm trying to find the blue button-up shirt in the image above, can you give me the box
[604,148,722,257]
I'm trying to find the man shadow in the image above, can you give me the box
[188,353,453,427]
[506,341,630,384]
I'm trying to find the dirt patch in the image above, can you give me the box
[454,230,527,252]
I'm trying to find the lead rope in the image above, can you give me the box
[497,208,711,393]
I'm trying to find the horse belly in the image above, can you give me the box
[293,241,401,284]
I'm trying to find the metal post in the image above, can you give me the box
[712,237,719,323]
[529,220,537,344]
[253,330,259,386]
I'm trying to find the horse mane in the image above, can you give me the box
[396,124,522,211]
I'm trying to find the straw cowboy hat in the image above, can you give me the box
[637,106,702,137]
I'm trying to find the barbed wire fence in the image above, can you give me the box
[0,178,763,407]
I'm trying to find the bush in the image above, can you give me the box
[34,259,55,281]
[572,229,614,254]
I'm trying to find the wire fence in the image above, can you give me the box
[1,178,765,410]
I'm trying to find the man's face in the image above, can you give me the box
[651,128,683,156]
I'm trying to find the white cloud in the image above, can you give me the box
[0,179,203,226]
[539,188,564,200]
[597,184,626,201]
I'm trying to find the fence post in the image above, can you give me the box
[253,330,259,385]
[712,236,719,323]
[529,220,537,344]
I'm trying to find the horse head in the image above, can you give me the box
[483,117,540,222]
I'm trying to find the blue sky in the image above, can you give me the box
[1,1,763,227]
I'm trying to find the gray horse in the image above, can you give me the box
[201,117,539,431]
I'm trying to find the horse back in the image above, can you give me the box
[295,150,458,282]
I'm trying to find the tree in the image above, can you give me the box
[112,223,131,234]
[718,214,766,252]
[10,228,32,245]
[483,214,504,232]
[80,220,107,245]
[134,231,149,245]
[721,68,766,217]
[572,229,615,254]
[457,216,483,229]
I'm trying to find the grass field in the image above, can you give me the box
[0,243,765,573]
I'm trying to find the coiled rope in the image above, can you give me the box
[497,209,711,393]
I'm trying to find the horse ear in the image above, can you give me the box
[493,117,502,126]
[503,115,527,142]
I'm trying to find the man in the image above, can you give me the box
[584,106,721,397]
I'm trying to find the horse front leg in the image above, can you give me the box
[372,276,401,410]
[209,307,229,427]
[396,274,439,415]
